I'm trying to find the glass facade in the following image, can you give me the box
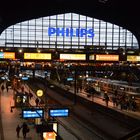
[0,13,138,50]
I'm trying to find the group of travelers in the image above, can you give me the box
[16,122,30,139]
[105,91,138,111]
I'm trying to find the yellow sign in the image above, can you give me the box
[4,52,15,59]
[36,89,44,97]
[24,53,51,60]
[96,55,119,61]
[60,54,86,60]
[43,132,56,140]
[127,55,140,61]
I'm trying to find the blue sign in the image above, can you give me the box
[48,27,94,38]
[21,77,29,81]
[67,77,74,81]
[49,108,69,117]
[22,109,44,118]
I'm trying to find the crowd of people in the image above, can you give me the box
[108,92,137,111]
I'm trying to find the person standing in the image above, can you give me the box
[16,124,21,138]
[1,84,5,92]
[104,93,109,107]
[35,98,39,106]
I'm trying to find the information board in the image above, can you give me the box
[49,108,69,117]
[22,108,44,118]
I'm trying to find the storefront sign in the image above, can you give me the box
[96,54,119,61]
[24,53,51,60]
[127,55,140,61]
[60,54,86,60]
[0,52,15,59]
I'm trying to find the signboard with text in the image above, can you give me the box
[0,52,15,59]
[96,54,119,61]
[49,108,69,117]
[127,55,140,61]
[22,108,44,119]
[60,54,86,60]
[24,53,51,60]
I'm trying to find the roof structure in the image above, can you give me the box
[0,0,140,46]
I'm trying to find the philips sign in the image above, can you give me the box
[48,27,94,38]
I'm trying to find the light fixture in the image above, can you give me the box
[19,49,23,53]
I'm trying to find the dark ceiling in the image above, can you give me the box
[0,0,140,46]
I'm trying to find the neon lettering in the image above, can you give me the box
[48,27,94,38]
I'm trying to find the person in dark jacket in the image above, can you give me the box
[16,124,21,138]
[21,122,28,139]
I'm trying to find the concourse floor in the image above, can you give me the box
[0,83,41,140]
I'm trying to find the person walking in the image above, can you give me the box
[21,122,28,139]
[16,124,21,138]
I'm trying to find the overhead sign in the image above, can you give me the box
[96,54,119,61]
[60,54,86,60]
[0,52,15,59]
[21,77,29,81]
[24,53,51,60]
[48,27,94,38]
[22,108,44,119]
[127,55,140,61]
[49,108,69,117]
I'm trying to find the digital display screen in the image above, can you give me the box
[60,54,86,60]
[24,53,51,60]
[22,109,44,118]
[49,108,69,117]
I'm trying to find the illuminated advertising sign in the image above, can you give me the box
[22,108,44,119]
[96,55,119,61]
[0,52,15,59]
[4,52,15,59]
[43,132,56,140]
[60,54,86,60]
[48,27,94,38]
[49,108,69,117]
[127,55,140,61]
[24,53,51,60]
